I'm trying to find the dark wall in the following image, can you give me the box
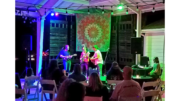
[15,16,37,77]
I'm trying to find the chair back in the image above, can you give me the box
[24,76,40,101]
[84,96,102,101]
[142,80,160,90]
[15,88,27,101]
[142,90,160,97]
[40,79,58,93]
[24,76,40,88]
[118,96,142,101]
[40,79,58,101]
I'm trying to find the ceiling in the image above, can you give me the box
[15,0,165,17]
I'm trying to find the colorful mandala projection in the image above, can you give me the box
[76,13,111,52]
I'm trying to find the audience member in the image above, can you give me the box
[106,61,123,80]
[110,66,141,101]
[69,64,86,82]
[86,73,109,101]
[42,59,67,100]
[149,57,161,79]
[66,82,85,101]
[54,78,75,101]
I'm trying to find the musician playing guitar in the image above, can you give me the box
[90,45,103,76]
[80,44,90,76]
[60,45,77,72]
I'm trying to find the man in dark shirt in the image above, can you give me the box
[60,45,72,72]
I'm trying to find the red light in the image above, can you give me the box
[55,13,59,16]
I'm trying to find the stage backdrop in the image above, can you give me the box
[76,13,111,52]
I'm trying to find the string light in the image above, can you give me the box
[66,8,68,14]
[88,6,90,14]
[111,6,113,15]
[102,5,104,14]
[152,6,155,12]
[136,3,139,11]
[126,8,128,14]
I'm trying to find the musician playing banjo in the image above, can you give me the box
[80,44,90,76]
[60,45,76,72]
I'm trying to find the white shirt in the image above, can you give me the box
[92,50,103,65]
[110,80,141,100]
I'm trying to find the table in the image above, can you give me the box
[132,67,153,77]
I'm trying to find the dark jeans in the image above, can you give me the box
[63,60,71,72]
[81,62,89,76]
[97,64,103,76]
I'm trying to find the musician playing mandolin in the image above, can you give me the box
[80,44,90,76]
[90,45,103,76]
[60,45,76,72]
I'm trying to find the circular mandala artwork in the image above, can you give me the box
[76,13,111,52]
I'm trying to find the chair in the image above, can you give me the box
[24,76,40,101]
[141,80,161,101]
[40,79,58,101]
[15,88,27,101]
[84,96,102,101]
[155,80,165,101]
[118,96,142,101]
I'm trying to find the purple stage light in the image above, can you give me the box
[55,12,59,16]
[51,13,54,16]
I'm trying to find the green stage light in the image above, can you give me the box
[117,5,123,10]
[111,10,113,15]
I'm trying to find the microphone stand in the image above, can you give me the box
[103,48,110,76]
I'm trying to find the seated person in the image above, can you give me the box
[42,59,67,100]
[69,64,86,82]
[148,57,161,79]
[54,78,75,101]
[66,82,85,101]
[110,66,141,101]
[106,61,123,80]
[86,73,109,101]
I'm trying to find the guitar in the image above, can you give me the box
[63,54,77,61]
[80,53,90,63]
[90,57,98,65]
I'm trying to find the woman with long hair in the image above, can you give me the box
[54,78,75,101]
[106,61,123,80]
[149,57,161,79]
[80,44,90,76]
[86,73,109,101]
[68,64,86,82]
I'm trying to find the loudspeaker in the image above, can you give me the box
[140,56,149,67]
[131,37,142,54]
[21,35,32,51]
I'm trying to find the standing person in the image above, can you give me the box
[60,45,72,72]
[90,45,103,76]
[148,57,161,79]
[80,44,90,76]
